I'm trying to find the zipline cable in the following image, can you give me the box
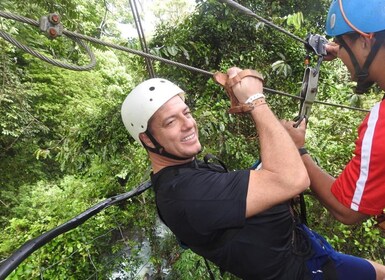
[0,181,152,279]
[0,28,96,72]
[0,10,211,75]
[0,11,370,113]
[129,0,155,78]
[217,0,307,44]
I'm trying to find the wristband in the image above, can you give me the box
[298,147,308,156]
[245,93,265,104]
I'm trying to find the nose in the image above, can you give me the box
[181,115,194,130]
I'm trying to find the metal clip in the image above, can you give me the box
[294,34,328,126]
[305,33,328,57]
[39,13,63,39]
[296,66,319,124]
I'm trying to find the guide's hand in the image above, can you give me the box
[323,42,339,61]
[280,118,307,148]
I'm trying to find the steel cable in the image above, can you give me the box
[0,10,370,114]
[0,11,96,71]
[217,0,307,44]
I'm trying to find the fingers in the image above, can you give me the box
[324,43,339,61]
[280,118,307,148]
[280,118,307,132]
[280,119,298,128]
[227,67,242,79]
[293,116,307,128]
[298,117,307,129]
[226,67,264,103]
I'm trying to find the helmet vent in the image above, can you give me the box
[330,13,336,29]
[149,86,155,91]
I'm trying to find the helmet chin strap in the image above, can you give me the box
[338,34,385,94]
[142,130,193,161]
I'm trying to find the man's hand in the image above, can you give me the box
[324,42,340,61]
[227,67,264,104]
[280,118,307,148]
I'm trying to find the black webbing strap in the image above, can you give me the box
[142,130,192,161]
[203,154,228,172]
[299,193,308,226]
[338,34,385,94]
[337,37,374,94]
[322,258,339,280]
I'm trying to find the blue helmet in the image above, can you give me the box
[326,0,385,36]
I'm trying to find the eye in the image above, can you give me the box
[166,119,175,126]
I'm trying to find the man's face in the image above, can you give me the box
[334,36,358,80]
[333,35,371,82]
[149,95,201,158]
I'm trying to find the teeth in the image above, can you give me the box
[183,133,194,141]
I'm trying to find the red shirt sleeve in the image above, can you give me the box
[331,101,385,215]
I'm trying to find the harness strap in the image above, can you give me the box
[338,34,385,94]
[143,130,192,161]
[203,153,228,172]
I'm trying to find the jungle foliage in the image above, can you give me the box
[0,0,384,279]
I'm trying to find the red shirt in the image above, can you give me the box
[331,100,385,215]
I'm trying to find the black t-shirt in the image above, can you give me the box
[151,159,310,280]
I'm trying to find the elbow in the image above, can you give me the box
[331,208,369,225]
[293,170,310,193]
[302,173,311,191]
[333,213,360,225]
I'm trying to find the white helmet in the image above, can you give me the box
[121,78,185,144]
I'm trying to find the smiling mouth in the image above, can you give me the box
[182,133,195,142]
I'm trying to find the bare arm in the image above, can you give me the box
[226,67,310,217]
[281,119,368,224]
[301,154,368,224]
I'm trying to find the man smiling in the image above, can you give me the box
[121,67,385,279]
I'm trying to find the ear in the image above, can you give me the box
[139,132,155,148]
[360,35,375,49]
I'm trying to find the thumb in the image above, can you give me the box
[298,118,307,129]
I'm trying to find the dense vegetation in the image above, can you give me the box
[1,0,384,279]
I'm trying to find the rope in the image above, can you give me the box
[0,10,370,113]
[217,0,307,44]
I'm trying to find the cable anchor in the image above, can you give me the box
[39,13,63,39]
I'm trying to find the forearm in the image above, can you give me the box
[250,104,309,188]
[301,154,336,203]
[301,154,368,224]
